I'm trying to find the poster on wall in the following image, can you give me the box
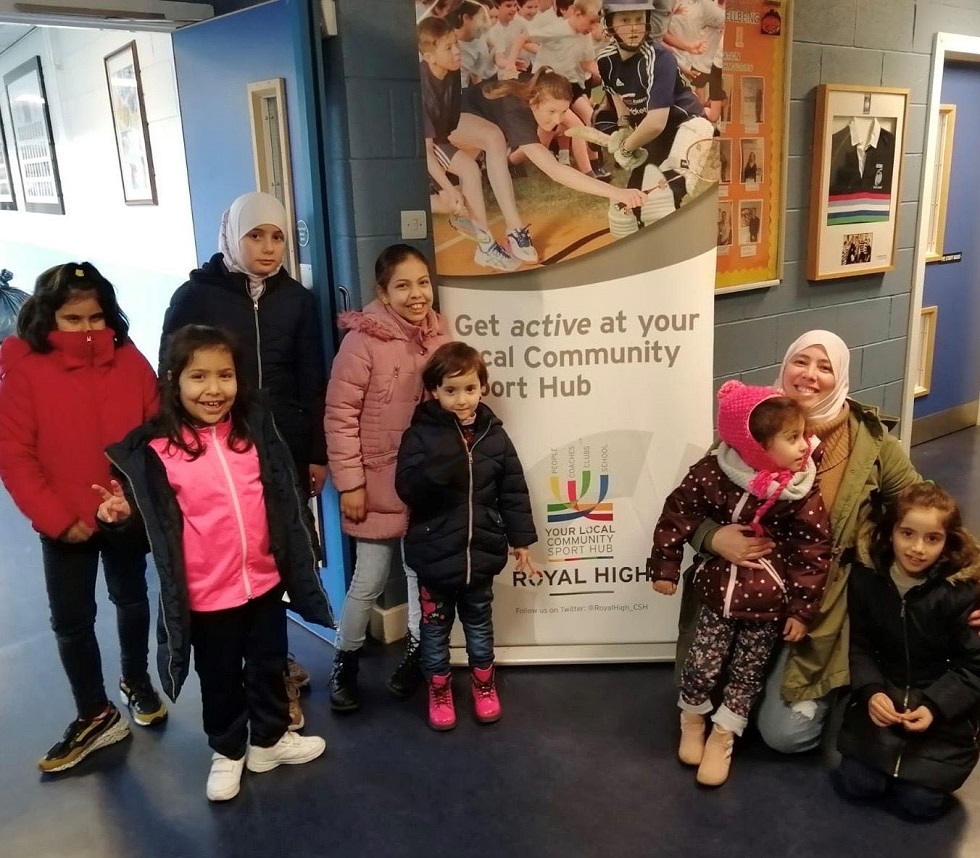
[713,0,789,292]
[0,110,16,211]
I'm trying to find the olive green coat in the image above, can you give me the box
[676,399,920,703]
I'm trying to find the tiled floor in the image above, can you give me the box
[0,429,977,857]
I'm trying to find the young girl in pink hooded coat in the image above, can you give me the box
[324,245,451,710]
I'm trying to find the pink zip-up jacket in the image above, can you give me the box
[325,299,450,540]
[150,420,281,612]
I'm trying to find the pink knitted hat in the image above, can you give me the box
[717,380,783,473]
[716,380,801,534]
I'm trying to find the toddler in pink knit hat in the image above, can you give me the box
[646,380,833,787]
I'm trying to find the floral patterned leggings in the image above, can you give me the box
[679,603,781,727]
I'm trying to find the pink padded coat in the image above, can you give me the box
[324,299,450,539]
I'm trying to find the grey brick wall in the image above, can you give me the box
[716,0,980,417]
[326,1,980,416]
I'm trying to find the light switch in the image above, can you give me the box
[401,210,428,240]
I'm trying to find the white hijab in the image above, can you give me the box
[218,192,288,297]
[776,330,850,423]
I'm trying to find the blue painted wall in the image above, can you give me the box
[171,1,347,630]
[172,0,315,267]
[914,62,980,418]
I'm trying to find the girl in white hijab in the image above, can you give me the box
[218,192,290,300]
[162,191,327,732]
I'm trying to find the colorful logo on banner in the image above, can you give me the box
[546,472,613,523]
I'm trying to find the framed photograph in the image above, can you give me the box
[3,56,64,215]
[806,84,910,280]
[0,110,15,211]
[104,41,157,205]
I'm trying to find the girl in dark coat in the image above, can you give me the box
[160,192,327,728]
[395,343,536,732]
[97,326,333,802]
[836,482,980,820]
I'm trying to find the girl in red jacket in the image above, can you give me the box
[0,262,166,774]
[324,245,451,711]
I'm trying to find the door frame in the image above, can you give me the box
[902,32,980,449]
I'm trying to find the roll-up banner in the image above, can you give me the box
[414,4,717,662]
[442,192,717,664]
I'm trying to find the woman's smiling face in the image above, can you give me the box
[781,345,836,411]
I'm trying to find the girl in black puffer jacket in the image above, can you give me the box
[396,343,536,732]
[836,483,980,820]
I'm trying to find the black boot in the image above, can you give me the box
[329,649,361,712]
[386,634,422,699]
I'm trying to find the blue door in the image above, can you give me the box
[172,0,348,638]
[914,63,980,437]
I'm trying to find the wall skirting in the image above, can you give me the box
[911,400,979,446]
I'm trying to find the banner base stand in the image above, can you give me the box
[450,642,677,666]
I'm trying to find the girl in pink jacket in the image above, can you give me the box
[325,245,451,711]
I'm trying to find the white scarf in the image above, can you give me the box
[714,443,817,502]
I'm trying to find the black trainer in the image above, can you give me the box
[119,678,168,727]
[329,649,361,712]
[386,634,422,699]
[38,704,131,773]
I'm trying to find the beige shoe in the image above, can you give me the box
[696,725,734,787]
[678,711,706,766]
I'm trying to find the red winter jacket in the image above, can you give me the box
[0,329,159,538]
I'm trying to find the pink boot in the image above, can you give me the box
[471,665,501,724]
[427,673,456,731]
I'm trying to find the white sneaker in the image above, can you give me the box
[246,731,326,773]
[474,241,521,272]
[206,752,245,801]
[506,227,539,264]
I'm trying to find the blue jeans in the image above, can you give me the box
[41,533,151,719]
[419,582,494,678]
[756,647,832,754]
[837,756,949,820]
[335,538,421,652]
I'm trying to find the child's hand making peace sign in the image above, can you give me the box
[92,480,132,524]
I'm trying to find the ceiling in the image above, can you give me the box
[0,22,31,55]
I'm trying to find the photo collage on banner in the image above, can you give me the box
[415,1,723,660]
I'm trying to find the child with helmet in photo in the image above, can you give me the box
[595,0,714,234]
[648,381,833,786]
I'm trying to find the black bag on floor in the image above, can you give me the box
[0,270,29,344]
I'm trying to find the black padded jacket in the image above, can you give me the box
[395,401,536,591]
[104,403,334,702]
[160,254,327,467]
